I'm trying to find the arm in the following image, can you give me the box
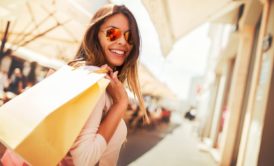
[69,94,109,166]
[97,69,128,143]
[69,65,128,165]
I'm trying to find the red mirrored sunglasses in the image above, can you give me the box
[102,27,133,45]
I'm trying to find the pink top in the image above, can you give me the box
[1,92,127,166]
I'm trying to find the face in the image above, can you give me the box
[98,13,133,68]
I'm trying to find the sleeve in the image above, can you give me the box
[69,92,108,166]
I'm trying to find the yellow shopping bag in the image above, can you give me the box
[0,65,109,166]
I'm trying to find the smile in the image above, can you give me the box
[110,49,126,56]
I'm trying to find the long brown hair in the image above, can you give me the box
[73,4,149,123]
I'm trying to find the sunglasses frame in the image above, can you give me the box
[101,27,133,45]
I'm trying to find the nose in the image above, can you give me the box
[117,35,127,45]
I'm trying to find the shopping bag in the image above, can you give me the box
[0,65,109,166]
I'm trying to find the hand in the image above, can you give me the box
[101,65,128,110]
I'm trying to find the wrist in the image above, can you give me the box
[112,100,128,110]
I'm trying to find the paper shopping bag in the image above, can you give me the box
[0,65,109,166]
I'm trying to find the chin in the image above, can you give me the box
[109,60,125,68]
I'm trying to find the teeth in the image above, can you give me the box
[111,49,125,55]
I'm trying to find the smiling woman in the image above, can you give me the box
[98,14,133,67]
[69,5,150,165]
[1,4,148,166]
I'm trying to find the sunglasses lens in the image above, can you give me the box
[106,28,121,41]
[124,31,132,44]
[105,28,133,44]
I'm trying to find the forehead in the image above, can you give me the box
[101,13,130,31]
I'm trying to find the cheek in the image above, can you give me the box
[98,36,108,52]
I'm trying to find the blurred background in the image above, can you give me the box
[0,0,274,166]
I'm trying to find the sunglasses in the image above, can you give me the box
[102,27,133,45]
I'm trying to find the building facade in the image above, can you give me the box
[199,0,274,165]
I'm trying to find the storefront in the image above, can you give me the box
[237,0,274,165]
[200,0,274,165]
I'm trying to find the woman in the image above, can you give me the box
[62,3,149,165]
[1,4,148,166]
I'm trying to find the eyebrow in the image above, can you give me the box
[105,25,130,32]
[105,25,118,29]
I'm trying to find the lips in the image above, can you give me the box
[110,49,127,56]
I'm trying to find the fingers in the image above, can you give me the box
[105,74,111,80]
[106,71,119,84]
[101,64,113,81]
[112,71,119,82]
[100,64,120,83]
[100,64,113,74]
